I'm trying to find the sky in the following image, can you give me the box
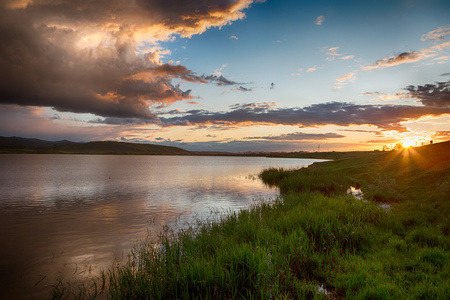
[0,0,449,152]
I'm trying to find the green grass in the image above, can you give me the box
[50,142,450,299]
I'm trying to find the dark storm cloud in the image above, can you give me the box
[405,81,450,107]
[244,132,345,141]
[0,1,256,119]
[160,101,450,131]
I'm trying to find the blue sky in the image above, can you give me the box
[0,0,449,152]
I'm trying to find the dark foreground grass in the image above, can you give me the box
[51,142,450,299]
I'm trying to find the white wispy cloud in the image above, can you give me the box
[421,25,450,41]
[291,68,303,76]
[314,15,324,25]
[325,47,355,61]
[336,72,356,82]
[333,72,356,91]
[212,64,228,76]
[340,55,355,60]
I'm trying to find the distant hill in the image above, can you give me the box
[0,136,191,155]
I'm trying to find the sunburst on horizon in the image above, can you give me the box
[401,138,417,149]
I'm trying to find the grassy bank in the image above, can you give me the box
[51,142,449,299]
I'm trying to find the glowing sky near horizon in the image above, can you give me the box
[0,0,449,152]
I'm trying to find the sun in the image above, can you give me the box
[401,139,416,149]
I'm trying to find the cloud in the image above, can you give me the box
[159,101,450,132]
[363,41,450,70]
[244,132,345,141]
[229,35,239,40]
[0,105,124,141]
[291,68,303,76]
[363,91,411,102]
[0,0,257,120]
[233,86,253,92]
[363,51,421,70]
[333,72,356,91]
[421,25,450,41]
[405,80,450,107]
[325,47,354,62]
[363,26,450,71]
[229,102,278,111]
[339,129,381,134]
[90,117,156,126]
[326,47,341,61]
[336,72,356,82]
[433,131,450,139]
[203,75,243,86]
[431,56,448,63]
[307,66,318,72]
[314,16,324,25]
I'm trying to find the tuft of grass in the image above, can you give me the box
[260,167,355,196]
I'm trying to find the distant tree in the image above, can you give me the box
[394,142,403,150]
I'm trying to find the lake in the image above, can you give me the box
[0,154,323,299]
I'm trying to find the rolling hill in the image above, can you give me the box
[0,136,191,155]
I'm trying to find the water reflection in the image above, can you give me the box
[347,186,391,211]
[347,186,364,200]
[0,154,322,298]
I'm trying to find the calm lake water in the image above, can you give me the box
[0,154,323,299]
